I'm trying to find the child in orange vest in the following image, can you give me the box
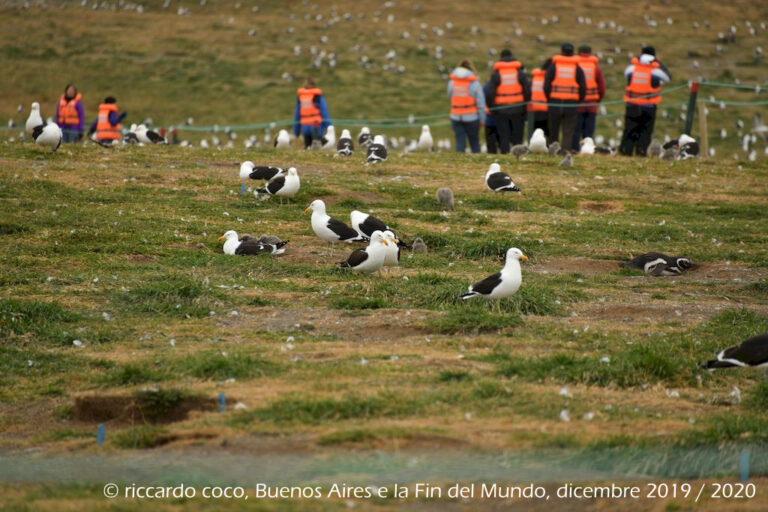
[293,78,331,148]
[88,97,127,143]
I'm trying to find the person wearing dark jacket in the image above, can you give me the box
[572,45,606,150]
[483,81,500,153]
[619,46,671,156]
[544,43,586,148]
[486,49,530,153]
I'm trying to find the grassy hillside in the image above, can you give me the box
[1,1,768,509]
[1,0,766,153]
[1,140,768,508]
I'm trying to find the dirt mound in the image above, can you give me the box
[73,391,218,424]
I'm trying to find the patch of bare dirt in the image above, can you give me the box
[531,257,619,275]
[125,254,157,263]
[72,394,217,425]
[576,300,724,325]
[578,200,624,213]
[238,307,429,343]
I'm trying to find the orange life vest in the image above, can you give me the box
[96,103,121,141]
[549,54,581,101]
[624,58,662,105]
[492,60,524,105]
[297,87,323,126]
[57,93,82,126]
[577,54,600,102]
[450,73,478,116]
[527,69,548,112]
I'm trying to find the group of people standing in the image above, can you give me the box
[47,83,127,144]
[51,44,670,156]
[447,43,670,156]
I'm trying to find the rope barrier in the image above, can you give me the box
[699,81,764,92]
[697,99,768,106]
[3,82,761,134]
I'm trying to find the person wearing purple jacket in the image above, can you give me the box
[56,83,85,143]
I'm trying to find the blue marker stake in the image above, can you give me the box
[240,183,246,195]
[97,424,106,446]
[740,450,750,482]
[219,392,226,412]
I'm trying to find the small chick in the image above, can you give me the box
[511,144,530,160]
[256,234,283,245]
[647,139,663,158]
[558,153,573,167]
[411,237,428,253]
[436,187,454,210]
[548,141,561,156]
[661,146,678,160]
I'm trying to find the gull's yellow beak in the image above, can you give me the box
[303,207,311,214]
[382,240,389,246]
[521,254,529,262]
[394,238,400,245]
[218,236,226,242]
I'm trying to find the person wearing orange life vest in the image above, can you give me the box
[87,96,127,143]
[56,83,85,143]
[486,49,530,153]
[447,59,486,153]
[543,43,586,148]
[293,77,332,149]
[571,45,606,151]
[527,59,551,139]
[619,46,671,156]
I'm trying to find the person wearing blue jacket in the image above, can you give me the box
[293,77,331,148]
[447,60,486,153]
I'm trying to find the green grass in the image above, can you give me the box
[115,275,221,318]
[175,351,284,381]
[232,393,424,426]
[426,307,522,334]
[0,298,80,344]
[318,427,420,446]
[111,425,168,450]
[1,0,768,463]
[438,370,472,382]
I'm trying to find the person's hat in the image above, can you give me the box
[561,43,574,55]
[641,45,656,56]
[578,44,591,54]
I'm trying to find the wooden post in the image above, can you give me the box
[683,82,699,135]
[698,101,709,158]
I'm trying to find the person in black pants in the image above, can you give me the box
[619,46,671,156]
[620,105,657,156]
[486,49,530,153]
[483,81,500,153]
[544,44,586,148]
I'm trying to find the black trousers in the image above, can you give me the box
[494,109,525,153]
[619,104,657,156]
[547,105,578,147]
[485,124,500,154]
[530,112,549,140]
